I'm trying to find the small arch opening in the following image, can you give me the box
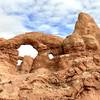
[17,60,23,66]
[48,54,54,59]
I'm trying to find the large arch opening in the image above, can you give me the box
[17,45,38,66]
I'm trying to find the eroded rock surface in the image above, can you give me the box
[0,12,100,100]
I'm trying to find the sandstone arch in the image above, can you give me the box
[0,32,64,69]
[6,32,64,55]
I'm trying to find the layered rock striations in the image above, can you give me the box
[0,12,100,100]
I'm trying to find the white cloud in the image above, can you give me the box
[0,15,29,32]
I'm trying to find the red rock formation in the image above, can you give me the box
[0,12,100,100]
[74,12,99,36]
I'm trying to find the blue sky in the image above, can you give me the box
[0,0,100,38]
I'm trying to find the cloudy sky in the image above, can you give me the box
[0,0,100,39]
